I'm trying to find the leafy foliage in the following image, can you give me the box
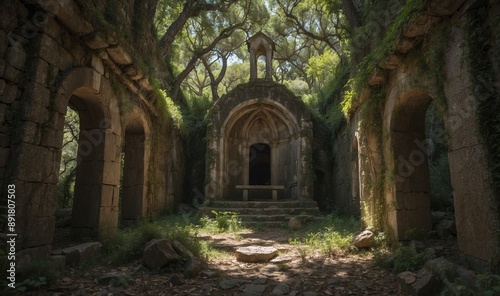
[198,211,244,233]
[57,107,79,209]
[102,215,202,265]
[341,0,428,116]
[289,213,361,255]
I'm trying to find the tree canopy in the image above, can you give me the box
[150,0,363,112]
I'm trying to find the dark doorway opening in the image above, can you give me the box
[249,143,271,185]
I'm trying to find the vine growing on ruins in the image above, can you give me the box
[357,87,385,230]
[341,0,429,117]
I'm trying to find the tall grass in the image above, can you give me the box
[290,214,362,255]
[102,212,244,265]
[102,215,202,265]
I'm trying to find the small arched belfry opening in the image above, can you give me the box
[247,32,275,80]
[205,34,313,202]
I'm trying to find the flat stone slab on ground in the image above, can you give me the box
[52,242,102,266]
[235,246,278,263]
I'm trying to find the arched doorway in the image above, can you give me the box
[249,143,271,185]
[389,90,437,239]
[53,68,122,242]
[120,110,148,227]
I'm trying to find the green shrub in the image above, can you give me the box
[102,216,202,265]
[392,246,435,273]
[12,259,61,292]
[290,214,361,255]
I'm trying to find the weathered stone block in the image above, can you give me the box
[17,143,55,182]
[91,54,104,75]
[52,93,68,115]
[0,3,17,32]
[354,230,375,248]
[0,133,10,147]
[3,65,20,83]
[25,216,56,247]
[124,65,144,81]
[0,79,5,94]
[402,192,430,210]
[403,15,431,38]
[379,54,402,70]
[0,30,6,58]
[102,160,121,185]
[398,268,441,296]
[43,18,62,40]
[396,37,416,54]
[103,133,118,161]
[16,121,40,145]
[390,207,432,240]
[100,185,115,207]
[41,127,64,149]
[368,68,386,86]
[0,147,9,167]
[235,246,278,263]
[450,145,496,261]
[31,184,58,216]
[106,45,134,65]
[83,31,108,49]
[17,245,52,273]
[37,0,93,35]
[32,58,49,87]
[53,242,103,266]
[1,83,17,104]
[0,58,5,77]
[6,45,26,69]
[428,0,467,16]
[142,239,179,269]
[38,34,73,71]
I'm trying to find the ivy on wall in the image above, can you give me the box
[341,0,429,117]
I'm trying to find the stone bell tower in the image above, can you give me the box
[247,32,275,80]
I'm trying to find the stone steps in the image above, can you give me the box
[202,207,320,216]
[200,199,321,228]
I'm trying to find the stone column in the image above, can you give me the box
[265,49,273,80]
[249,48,257,79]
[270,141,278,185]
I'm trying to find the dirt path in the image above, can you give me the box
[28,229,403,295]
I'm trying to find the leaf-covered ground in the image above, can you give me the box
[25,228,404,295]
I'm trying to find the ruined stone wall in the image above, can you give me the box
[336,0,499,267]
[0,0,185,263]
[331,124,356,215]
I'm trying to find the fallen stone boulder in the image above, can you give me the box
[142,239,179,269]
[288,217,301,230]
[184,257,205,277]
[435,220,457,239]
[235,246,278,263]
[173,239,195,258]
[353,230,375,248]
[52,242,102,266]
[398,268,442,296]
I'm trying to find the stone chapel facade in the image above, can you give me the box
[205,33,314,202]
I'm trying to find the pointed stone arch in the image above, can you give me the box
[54,67,122,240]
[386,89,434,239]
[207,97,310,200]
